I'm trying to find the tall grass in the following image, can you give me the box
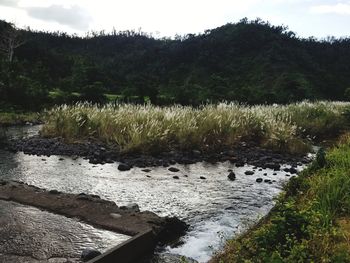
[41,101,350,154]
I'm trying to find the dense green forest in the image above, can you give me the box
[1,18,350,109]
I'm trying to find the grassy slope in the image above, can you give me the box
[211,134,350,263]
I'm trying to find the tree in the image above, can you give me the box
[0,22,26,62]
[344,88,350,101]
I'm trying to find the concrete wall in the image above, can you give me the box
[88,229,156,263]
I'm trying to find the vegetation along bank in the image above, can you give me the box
[212,133,350,262]
[40,101,350,154]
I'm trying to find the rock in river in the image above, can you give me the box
[256,178,263,183]
[118,163,131,171]
[168,167,180,172]
[244,170,254,175]
[227,171,236,181]
[264,162,281,170]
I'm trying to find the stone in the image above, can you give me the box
[81,248,102,262]
[289,167,298,174]
[256,178,263,183]
[142,168,152,173]
[168,167,180,172]
[199,176,206,180]
[110,213,122,219]
[265,162,281,170]
[118,163,131,171]
[235,161,245,167]
[227,171,236,181]
[244,170,254,175]
[49,189,60,195]
[120,203,140,212]
[173,176,180,179]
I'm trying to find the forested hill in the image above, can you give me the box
[1,18,350,108]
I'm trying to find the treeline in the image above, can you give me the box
[1,18,350,109]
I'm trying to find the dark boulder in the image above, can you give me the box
[265,162,280,170]
[289,167,298,174]
[118,163,131,171]
[256,178,263,183]
[235,161,245,167]
[157,217,189,244]
[244,170,254,175]
[168,167,180,172]
[227,171,236,181]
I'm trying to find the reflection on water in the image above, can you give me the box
[0,125,306,262]
[0,200,129,263]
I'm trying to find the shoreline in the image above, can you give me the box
[0,112,42,127]
[211,133,350,262]
[6,135,312,171]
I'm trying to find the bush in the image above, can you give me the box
[79,81,107,103]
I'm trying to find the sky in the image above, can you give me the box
[0,0,349,39]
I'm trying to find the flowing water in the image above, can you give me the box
[0,126,308,262]
[0,200,129,263]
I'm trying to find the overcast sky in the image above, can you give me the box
[0,0,349,39]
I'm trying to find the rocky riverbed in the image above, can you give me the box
[0,125,314,262]
[7,133,310,170]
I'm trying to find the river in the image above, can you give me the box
[0,125,308,262]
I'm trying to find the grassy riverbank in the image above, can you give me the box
[41,101,350,154]
[212,134,350,262]
[0,111,40,126]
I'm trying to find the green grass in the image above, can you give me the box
[41,101,350,154]
[105,93,122,101]
[0,111,40,126]
[211,133,350,263]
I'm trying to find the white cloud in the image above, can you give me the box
[311,3,350,15]
[0,0,19,7]
[0,0,349,37]
[26,4,92,30]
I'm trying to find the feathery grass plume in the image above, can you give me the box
[41,101,350,154]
